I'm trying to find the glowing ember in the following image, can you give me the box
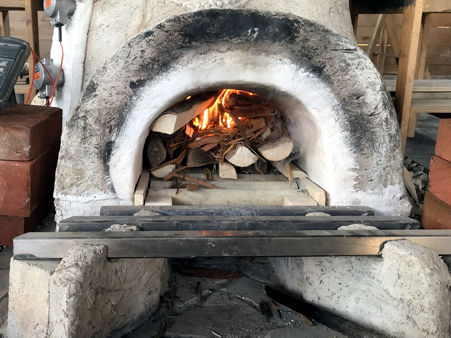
[191,89,256,131]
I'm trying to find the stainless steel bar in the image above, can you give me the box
[13,230,451,259]
[100,205,375,217]
[58,215,420,232]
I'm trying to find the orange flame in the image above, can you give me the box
[191,89,255,131]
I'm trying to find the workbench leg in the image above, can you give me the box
[0,10,10,36]
[376,28,388,74]
[395,0,424,152]
[367,14,385,59]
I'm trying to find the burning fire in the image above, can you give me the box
[192,89,255,131]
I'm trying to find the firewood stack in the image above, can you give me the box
[133,89,326,208]
[147,89,295,183]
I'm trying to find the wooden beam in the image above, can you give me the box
[394,0,424,151]
[385,15,400,63]
[416,13,432,80]
[351,13,359,36]
[13,230,451,259]
[376,27,388,74]
[423,0,451,13]
[24,0,39,84]
[352,0,450,13]
[0,10,10,36]
[0,0,43,11]
[408,13,433,137]
[367,15,385,57]
[384,79,451,93]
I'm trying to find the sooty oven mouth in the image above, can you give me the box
[136,88,326,207]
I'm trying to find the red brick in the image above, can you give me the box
[0,143,59,217]
[422,191,451,229]
[429,155,451,205]
[0,206,44,245]
[0,104,62,161]
[436,119,451,162]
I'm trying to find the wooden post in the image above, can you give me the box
[407,13,432,137]
[394,0,424,151]
[376,28,388,74]
[0,10,10,36]
[24,0,39,73]
[367,15,385,59]
[351,13,359,36]
[417,13,431,80]
[385,15,400,64]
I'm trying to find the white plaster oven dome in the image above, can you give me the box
[54,9,410,222]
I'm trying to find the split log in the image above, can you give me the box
[272,160,308,180]
[298,178,327,206]
[134,171,150,206]
[151,164,175,178]
[258,136,294,162]
[219,161,237,179]
[147,134,166,168]
[225,144,259,167]
[151,96,215,135]
[187,148,215,168]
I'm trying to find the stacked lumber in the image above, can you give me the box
[422,119,451,229]
[0,105,62,245]
[134,89,326,207]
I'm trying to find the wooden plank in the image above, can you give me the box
[423,0,451,13]
[100,205,375,217]
[395,0,425,151]
[149,180,297,190]
[352,0,450,13]
[384,79,451,92]
[57,215,420,232]
[410,98,451,113]
[0,0,42,11]
[145,188,317,207]
[417,14,432,79]
[367,15,385,57]
[13,230,451,259]
[24,0,38,83]
[133,171,150,206]
[144,195,173,206]
[408,13,433,136]
[0,10,10,36]
[351,13,359,36]
[298,178,326,206]
[376,27,388,73]
[422,191,451,229]
[385,15,401,63]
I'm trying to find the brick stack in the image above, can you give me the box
[0,105,62,245]
[422,119,451,229]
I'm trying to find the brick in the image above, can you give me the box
[429,155,451,205]
[0,207,43,245]
[0,143,59,217]
[436,119,451,162]
[422,191,451,229]
[0,104,62,161]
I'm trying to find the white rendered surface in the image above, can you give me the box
[49,0,93,123]
[109,51,408,215]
